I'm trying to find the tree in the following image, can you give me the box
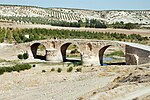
[125,23,135,29]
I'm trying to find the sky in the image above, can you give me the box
[0,0,150,10]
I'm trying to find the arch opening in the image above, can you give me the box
[31,43,46,60]
[61,43,82,63]
[99,45,125,66]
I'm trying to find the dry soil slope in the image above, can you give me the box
[0,5,150,24]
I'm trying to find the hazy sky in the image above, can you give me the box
[0,0,149,10]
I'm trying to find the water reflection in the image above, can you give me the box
[103,57,126,66]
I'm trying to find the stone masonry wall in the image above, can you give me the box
[126,45,150,65]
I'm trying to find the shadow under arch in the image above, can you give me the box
[99,45,111,66]
[99,45,125,66]
[31,43,46,60]
[60,42,82,63]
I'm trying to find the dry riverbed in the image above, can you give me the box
[0,62,150,100]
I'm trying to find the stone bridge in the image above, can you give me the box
[30,39,150,66]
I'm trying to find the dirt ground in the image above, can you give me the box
[0,61,150,100]
[0,22,150,36]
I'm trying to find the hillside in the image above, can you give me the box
[0,5,150,25]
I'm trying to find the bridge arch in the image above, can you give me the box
[31,43,46,60]
[99,44,125,66]
[60,42,82,63]
[99,45,111,66]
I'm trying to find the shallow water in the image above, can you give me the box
[103,57,125,66]
[103,57,113,61]
[103,57,113,66]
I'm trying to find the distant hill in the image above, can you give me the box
[0,4,150,25]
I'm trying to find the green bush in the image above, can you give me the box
[57,68,62,73]
[0,63,32,75]
[12,64,32,72]
[67,67,73,72]
[51,68,55,71]
[0,68,5,75]
[18,52,29,60]
[76,68,82,72]
[13,65,21,72]
[5,67,13,72]
[23,52,29,59]
[18,54,23,59]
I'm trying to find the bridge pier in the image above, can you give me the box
[82,54,100,66]
[46,49,62,62]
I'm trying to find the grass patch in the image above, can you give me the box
[0,63,32,75]
[106,50,124,57]
[29,62,63,66]
[73,62,82,67]
[0,59,7,63]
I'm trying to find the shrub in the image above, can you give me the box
[51,68,55,71]
[5,67,13,72]
[57,68,62,73]
[76,68,82,72]
[12,65,21,72]
[93,91,97,95]
[67,67,73,72]
[0,63,32,75]
[70,49,79,54]
[23,52,29,59]
[0,68,5,75]
[13,64,32,72]
[18,54,23,59]
[17,52,29,60]
[42,70,46,73]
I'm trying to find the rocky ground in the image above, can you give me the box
[0,61,150,100]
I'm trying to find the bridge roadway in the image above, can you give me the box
[118,41,150,52]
